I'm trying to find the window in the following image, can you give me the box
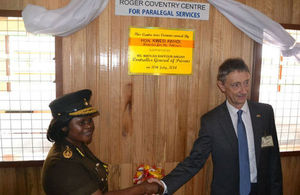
[0,16,56,161]
[257,28,300,152]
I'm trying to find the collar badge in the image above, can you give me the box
[63,145,73,159]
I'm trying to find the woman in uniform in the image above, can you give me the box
[42,89,162,195]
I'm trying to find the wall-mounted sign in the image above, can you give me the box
[128,27,194,75]
[116,0,210,20]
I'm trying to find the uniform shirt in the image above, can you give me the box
[42,139,108,195]
[226,100,257,183]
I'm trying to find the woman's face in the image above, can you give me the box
[65,116,95,145]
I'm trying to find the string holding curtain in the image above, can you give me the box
[207,0,300,62]
[22,0,299,61]
[22,0,109,36]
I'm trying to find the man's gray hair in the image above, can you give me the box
[217,58,250,83]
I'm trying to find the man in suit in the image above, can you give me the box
[158,58,283,195]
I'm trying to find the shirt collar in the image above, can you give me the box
[226,100,249,115]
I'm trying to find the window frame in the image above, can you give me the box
[251,23,300,157]
[0,10,63,167]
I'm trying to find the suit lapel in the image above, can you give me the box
[248,101,264,167]
[217,101,264,167]
[218,102,238,151]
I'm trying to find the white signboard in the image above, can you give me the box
[115,0,210,20]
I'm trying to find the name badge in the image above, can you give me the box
[261,135,274,148]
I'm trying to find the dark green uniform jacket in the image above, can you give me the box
[42,139,108,195]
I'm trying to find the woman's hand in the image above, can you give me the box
[139,180,160,194]
[146,178,164,194]
[93,179,164,195]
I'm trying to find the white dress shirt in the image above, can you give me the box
[226,100,257,183]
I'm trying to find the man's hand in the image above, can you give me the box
[138,180,161,195]
[147,178,164,194]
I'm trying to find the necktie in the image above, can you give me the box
[237,110,251,195]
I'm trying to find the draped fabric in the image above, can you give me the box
[21,0,109,36]
[21,0,299,61]
[207,0,300,61]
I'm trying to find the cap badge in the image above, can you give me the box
[63,145,73,158]
[84,98,89,106]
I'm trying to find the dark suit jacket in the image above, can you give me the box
[162,101,282,195]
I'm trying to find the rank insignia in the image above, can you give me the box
[63,145,73,158]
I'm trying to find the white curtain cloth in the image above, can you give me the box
[21,0,109,36]
[22,0,299,61]
[207,0,300,61]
